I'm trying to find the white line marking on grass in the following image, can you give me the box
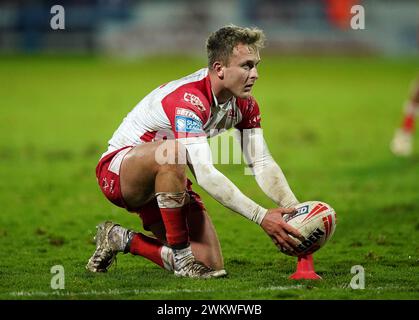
[9,285,304,297]
[9,284,411,298]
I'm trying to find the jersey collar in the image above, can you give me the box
[211,90,233,111]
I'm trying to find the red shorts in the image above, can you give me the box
[96,146,206,230]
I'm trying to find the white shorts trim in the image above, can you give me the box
[108,147,133,175]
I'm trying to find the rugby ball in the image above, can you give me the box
[281,201,337,256]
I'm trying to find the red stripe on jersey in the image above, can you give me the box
[140,131,157,143]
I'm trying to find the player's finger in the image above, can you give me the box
[282,222,305,242]
[279,207,297,216]
[270,236,279,246]
[278,240,294,253]
[279,229,300,251]
[276,232,296,253]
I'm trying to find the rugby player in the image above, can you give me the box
[390,79,419,156]
[87,25,304,278]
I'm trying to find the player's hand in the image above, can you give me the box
[260,207,305,255]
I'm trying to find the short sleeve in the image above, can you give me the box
[162,91,210,139]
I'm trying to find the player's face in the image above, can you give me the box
[223,43,260,99]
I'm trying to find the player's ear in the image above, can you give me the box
[212,61,224,79]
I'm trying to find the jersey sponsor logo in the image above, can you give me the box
[175,115,203,133]
[175,107,200,121]
[184,92,206,111]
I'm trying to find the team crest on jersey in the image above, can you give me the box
[184,92,206,111]
[175,115,203,133]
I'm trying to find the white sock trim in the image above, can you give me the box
[155,191,187,208]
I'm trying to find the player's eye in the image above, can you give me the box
[242,63,253,70]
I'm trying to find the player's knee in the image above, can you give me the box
[158,162,187,182]
[154,140,187,166]
[156,141,187,179]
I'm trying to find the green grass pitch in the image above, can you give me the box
[0,55,418,299]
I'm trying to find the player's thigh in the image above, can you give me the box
[120,141,163,210]
[120,140,187,211]
[120,140,186,211]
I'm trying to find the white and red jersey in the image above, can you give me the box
[102,68,262,158]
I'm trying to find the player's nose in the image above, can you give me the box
[250,67,259,80]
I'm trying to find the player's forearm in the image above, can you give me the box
[238,128,299,208]
[180,137,267,224]
[252,157,299,208]
[193,164,267,224]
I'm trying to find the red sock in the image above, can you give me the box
[129,233,165,268]
[156,192,189,248]
[402,114,415,133]
[160,207,189,248]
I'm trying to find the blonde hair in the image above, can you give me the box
[206,25,266,69]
